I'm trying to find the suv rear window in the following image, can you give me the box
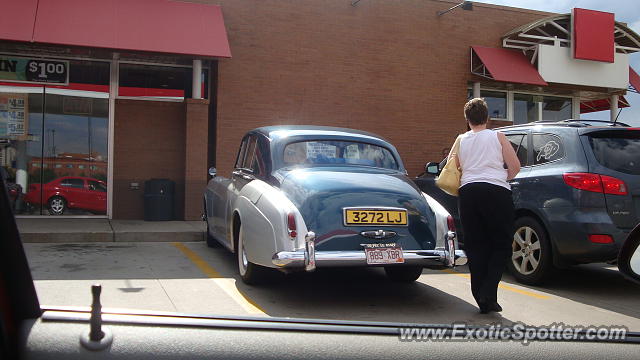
[588,132,640,175]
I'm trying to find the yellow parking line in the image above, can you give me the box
[440,268,549,300]
[172,242,266,315]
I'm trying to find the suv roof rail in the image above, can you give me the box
[496,119,631,130]
[557,119,631,127]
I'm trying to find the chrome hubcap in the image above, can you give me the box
[512,226,541,275]
[51,199,64,213]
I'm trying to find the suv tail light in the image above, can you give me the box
[287,212,297,238]
[600,175,627,195]
[446,215,456,232]
[562,173,627,195]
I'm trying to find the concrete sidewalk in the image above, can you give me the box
[16,218,205,243]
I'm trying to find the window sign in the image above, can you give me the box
[0,56,69,85]
[306,142,337,158]
[533,134,564,165]
[0,93,29,138]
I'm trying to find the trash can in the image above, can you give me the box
[143,179,175,221]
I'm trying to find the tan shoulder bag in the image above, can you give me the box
[435,135,462,196]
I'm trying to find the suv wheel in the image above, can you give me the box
[507,216,553,285]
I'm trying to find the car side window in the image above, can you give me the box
[234,138,249,169]
[88,180,106,192]
[533,133,564,165]
[250,142,263,175]
[505,134,528,167]
[243,137,258,172]
[60,178,85,188]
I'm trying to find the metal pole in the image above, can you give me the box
[610,94,619,123]
[192,59,202,99]
[472,82,481,98]
[15,140,27,193]
[107,53,118,219]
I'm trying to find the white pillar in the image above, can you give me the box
[473,82,481,98]
[610,94,619,122]
[572,96,580,120]
[192,59,202,99]
[15,140,27,192]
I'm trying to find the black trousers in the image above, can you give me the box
[458,182,515,306]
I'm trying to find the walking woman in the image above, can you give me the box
[451,98,520,313]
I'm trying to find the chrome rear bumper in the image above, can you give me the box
[272,231,467,271]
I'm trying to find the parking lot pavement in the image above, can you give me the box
[24,242,640,329]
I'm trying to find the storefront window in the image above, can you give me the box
[542,96,572,121]
[1,59,110,216]
[118,64,208,100]
[482,91,507,119]
[514,93,539,125]
[467,89,507,119]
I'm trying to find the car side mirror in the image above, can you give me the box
[208,167,217,177]
[425,162,440,175]
[618,223,640,285]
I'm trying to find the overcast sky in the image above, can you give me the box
[475,0,640,125]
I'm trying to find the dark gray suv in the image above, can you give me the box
[416,120,640,285]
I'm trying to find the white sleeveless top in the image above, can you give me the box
[458,129,510,190]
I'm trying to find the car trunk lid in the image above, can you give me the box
[277,167,437,251]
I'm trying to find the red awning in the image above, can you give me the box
[0,0,231,58]
[471,46,548,86]
[0,0,38,43]
[630,67,640,93]
[580,96,630,114]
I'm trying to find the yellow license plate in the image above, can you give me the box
[344,209,407,226]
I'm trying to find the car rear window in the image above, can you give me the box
[283,140,398,170]
[588,132,640,175]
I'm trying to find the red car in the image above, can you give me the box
[24,176,107,215]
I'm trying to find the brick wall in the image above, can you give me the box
[113,100,186,219]
[184,99,210,220]
[199,0,552,176]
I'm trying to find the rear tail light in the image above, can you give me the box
[563,173,627,195]
[589,234,613,244]
[446,215,456,232]
[287,212,297,238]
[600,175,627,195]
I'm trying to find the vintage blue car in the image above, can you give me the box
[203,126,466,284]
